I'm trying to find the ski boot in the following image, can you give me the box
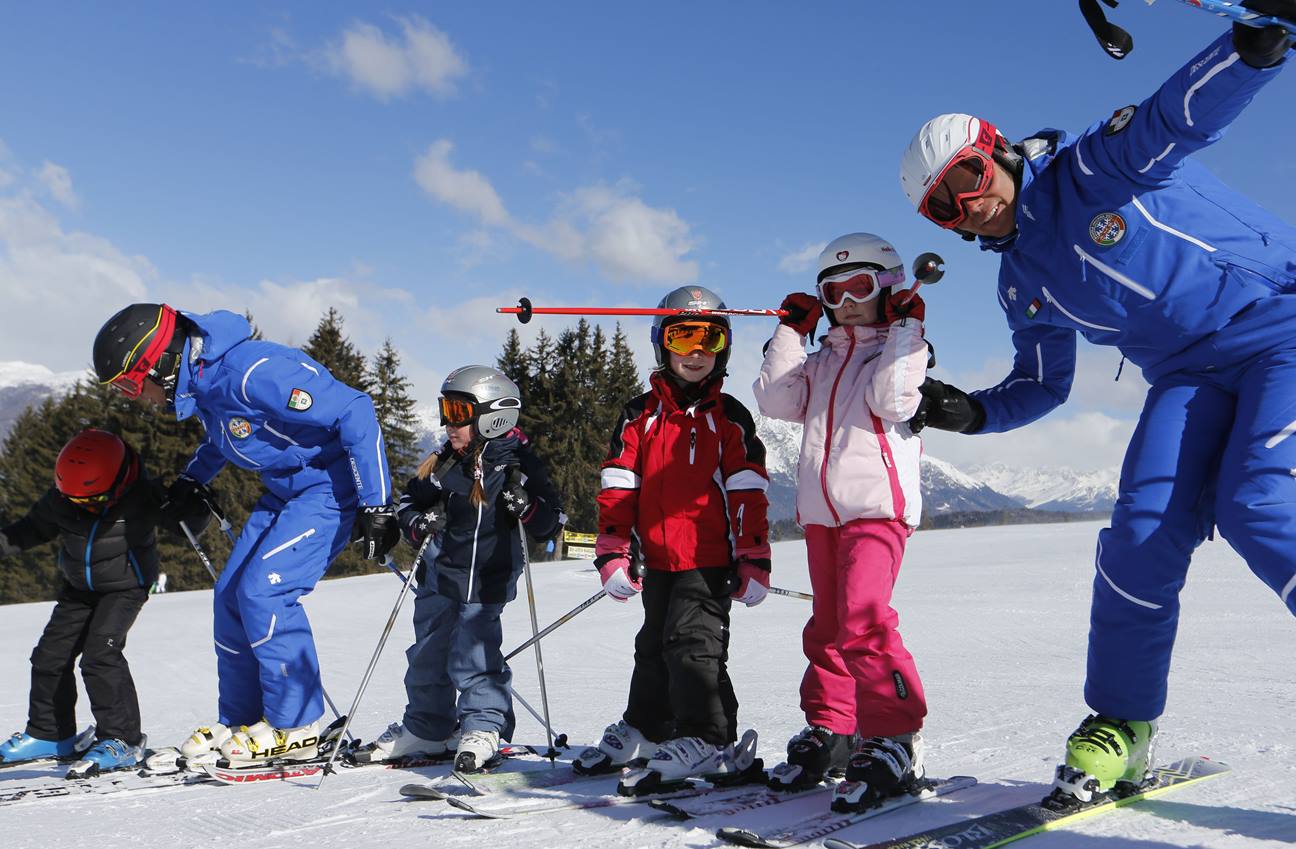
[66,736,147,779]
[139,724,226,775]
[617,729,764,797]
[768,726,858,792]
[1049,714,1156,806]
[573,719,657,775]
[352,722,457,765]
[0,727,94,765]
[220,718,322,766]
[830,732,924,812]
[453,729,501,773]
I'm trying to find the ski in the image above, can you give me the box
[0,770,208,806]
[447,762,617,796]
[827,756,1228,849]
[202,762,326,784]
[715,775,977,848]
[651,783,830,820]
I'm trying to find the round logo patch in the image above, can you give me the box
[1105,105,1136,136]
[1089,212,1126,247]
[228,417,253,439]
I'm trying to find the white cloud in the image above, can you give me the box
[778,242,826,274]
[414,145,698,285]
[37,162,78,209]
[323,16,467,100]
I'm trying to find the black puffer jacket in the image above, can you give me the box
[2,478,168,593]
[397,431,563,605]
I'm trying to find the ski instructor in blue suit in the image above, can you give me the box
[899,15,1296,803]
[92,304,399,765]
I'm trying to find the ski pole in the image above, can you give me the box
[1080,0,1296,60]
[178,520,219,581]
[769,586,813,602]
[316,539,433,788]
[502,588,607,662]
[498,297,787,325]
[517,522,559,760]
[506,683,568,749]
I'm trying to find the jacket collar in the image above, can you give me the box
[649,370,723,415]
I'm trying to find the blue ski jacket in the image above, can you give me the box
[972,31,1296,433]
[172,310,390,507]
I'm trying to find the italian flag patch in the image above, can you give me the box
[1025,298,1041,319]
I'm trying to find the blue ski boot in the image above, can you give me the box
[0,728,95,765]
[66,736,147,779]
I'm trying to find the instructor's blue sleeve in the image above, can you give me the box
[1077,30,1288,188]
[244,356,391,507]
[971,322,1077,434]
[183,438,229,485]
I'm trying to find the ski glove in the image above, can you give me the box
[884,290,926,324]
[163,474,214,536]
[779,292,823,338]
[908,378,986,435]
[403,508,447,549]
[354,504,399,561]
[499,467,535,521]
[730,559,770,607]
[1233,17,1292,68]
[595,553,643,602]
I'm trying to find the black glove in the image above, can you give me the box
[164,474,214,536]
[354,504,399,561]
[402,507,447,549]
[908,378,986,435]
[499,467,534,520]
[1233,17,1292,68]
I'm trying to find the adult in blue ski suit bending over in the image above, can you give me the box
[92,304,399,765]
[899,18,1296,801]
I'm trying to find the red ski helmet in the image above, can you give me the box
[55,429,138,508]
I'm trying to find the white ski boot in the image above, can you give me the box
[617,729,764,797]
[453,729,500,773]
[352,722,457,764]
[220,719,322,766]
[574,719,657,775]
[830,732,925,812]
[179,723,232,760]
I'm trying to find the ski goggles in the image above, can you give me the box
[919,120,999,229]
[66,492,113,507]
[816,265,905,309]
[438,395,478,428]
[99,304,177,398]
[661,321,729,356]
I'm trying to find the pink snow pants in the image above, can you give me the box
[800,518,927,737]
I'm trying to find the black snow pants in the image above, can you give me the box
[623,566,738,746]
[26,582,149,745]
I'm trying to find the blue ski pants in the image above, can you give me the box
[401,568,515,743]
[212,486,353,728]
[1089,300,1296,720]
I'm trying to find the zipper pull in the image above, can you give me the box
[689,429,697,464]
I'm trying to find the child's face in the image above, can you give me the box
[831,297,881,326]
[447,422,476,451]
[668,349,717,383]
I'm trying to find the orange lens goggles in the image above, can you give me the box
[439,396,477,427]
[662,321,729,356]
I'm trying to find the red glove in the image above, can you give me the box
[730,560,770,607]
[779,293,822,338]
[884,290,925,324]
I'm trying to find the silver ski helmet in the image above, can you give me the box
[439,365,522,439]
[650,285,732,372]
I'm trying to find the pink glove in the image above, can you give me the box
[731,560,770,607]
[596,554,643,602]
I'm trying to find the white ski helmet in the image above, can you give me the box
[815,233,905,322]
[899,113,997,213]
[440,365,522,439]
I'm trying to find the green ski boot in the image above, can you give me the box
[1053,714,1156,802]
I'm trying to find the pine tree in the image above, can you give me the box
[368,339,421,482]
[302,308,370,392]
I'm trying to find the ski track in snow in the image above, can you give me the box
[1,521,1293,848]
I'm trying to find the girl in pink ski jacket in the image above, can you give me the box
[753,232,930,804]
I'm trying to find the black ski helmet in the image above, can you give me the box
[650,285,732,374]
[92,303,186,400]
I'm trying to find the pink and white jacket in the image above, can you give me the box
[753,320,927,529]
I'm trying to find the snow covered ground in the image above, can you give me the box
[1,521,1293,848]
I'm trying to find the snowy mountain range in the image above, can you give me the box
[0,361,1117,519]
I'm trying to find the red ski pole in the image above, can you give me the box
[498,297,788,324]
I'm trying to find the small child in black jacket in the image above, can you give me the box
[0,429,200,776]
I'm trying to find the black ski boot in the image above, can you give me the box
[830,733,924,812]
[768,726,858,791]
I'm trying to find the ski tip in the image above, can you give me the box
[716,827,774,848]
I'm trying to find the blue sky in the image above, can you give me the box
[2,1,1292,471]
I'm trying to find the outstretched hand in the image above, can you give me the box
[884,290,926,324]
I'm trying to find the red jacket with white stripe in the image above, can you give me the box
[596,371,772,573]
[754,320,927,529]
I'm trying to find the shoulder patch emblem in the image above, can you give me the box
[1089,212,1127,247]
[1105,105,1136,136]
[228,417,253,439]
[287,388,313,411]
[1025,298,1041,320]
